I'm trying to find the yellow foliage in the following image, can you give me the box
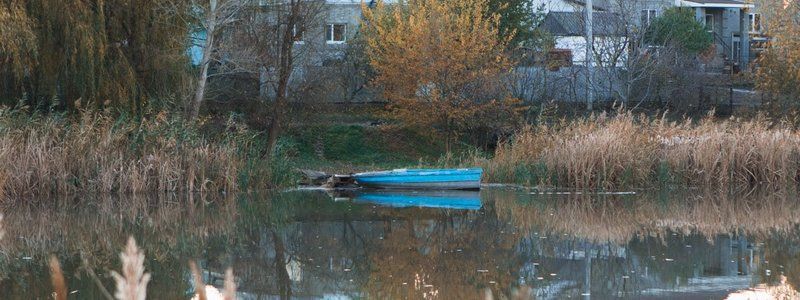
[0,0,191,113]
[362,0,521,149]
[755,0,800,100]
[0,0,37,78]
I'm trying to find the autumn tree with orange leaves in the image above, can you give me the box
[756,0,800,108]
[362,0,524,151]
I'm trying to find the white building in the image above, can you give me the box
[535,0,757,71]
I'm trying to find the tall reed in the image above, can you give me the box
[111,237,150,300]
[0,108,276,200]
[49,256,67,300]
[489,112,800,189]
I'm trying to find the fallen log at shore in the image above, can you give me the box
[298,169,356,189]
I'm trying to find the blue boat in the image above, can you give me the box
[354,190,481,210]
[352,168,482,190]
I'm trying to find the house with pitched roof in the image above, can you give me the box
[538,10,626,66]
[535,0,759,72]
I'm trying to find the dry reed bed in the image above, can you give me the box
[488,112,800,188]
[0,110,262,199]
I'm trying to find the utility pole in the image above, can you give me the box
[585,0,594,111]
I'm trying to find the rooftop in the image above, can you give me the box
[539,11,625,37]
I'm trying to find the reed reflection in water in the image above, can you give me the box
[0,189,799,299]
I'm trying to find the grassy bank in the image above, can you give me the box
[279,124,449,173]
[0,109,287,199]
[485,112,800,189]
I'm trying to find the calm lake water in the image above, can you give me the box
[1,188,800,299]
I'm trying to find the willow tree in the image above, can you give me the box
[0,0,191,113]
[0,0,37,90]
[362,0,524,151]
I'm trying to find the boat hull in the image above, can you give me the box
[353,168,482,190]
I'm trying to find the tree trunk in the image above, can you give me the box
[259,65,269,99]
[266,1,299,156]
[266,94,284,155]
[265,45,291,157]
[188,0,217,121]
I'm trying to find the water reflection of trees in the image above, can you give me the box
[2,189,800,299]
[363,203,520,299]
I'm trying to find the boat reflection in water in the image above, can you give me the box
[351,189,482,210]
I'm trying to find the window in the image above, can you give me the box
[641,9,657,27]
[292,24,305,43]
[705,14,715,32]
[326,24,346,44]
[749,13,762,32]
[546,49,573,71]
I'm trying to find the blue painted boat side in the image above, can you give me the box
[354,168,483,178]
[356,180,481,190]
[353,168,483,190]
[354,173,481,184]
[354,191,481,210]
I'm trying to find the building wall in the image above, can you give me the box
[598,1,753,69]
[531,0,582,12]
[554,36,627,67]
[720,8,745,59]
[284,1,382,102]
[254,2,367,101]
[690,7,751,69]
[293,2,363,68]
[536,0,676,23]
[321,2,363,59]
[603,0,679,27]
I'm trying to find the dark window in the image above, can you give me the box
[705,14,715,32]
[749,13,762,32]
[326,24,346,43]
[293,24,305,42]
[641,9,657,27]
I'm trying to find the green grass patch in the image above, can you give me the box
[282,124,450,173]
